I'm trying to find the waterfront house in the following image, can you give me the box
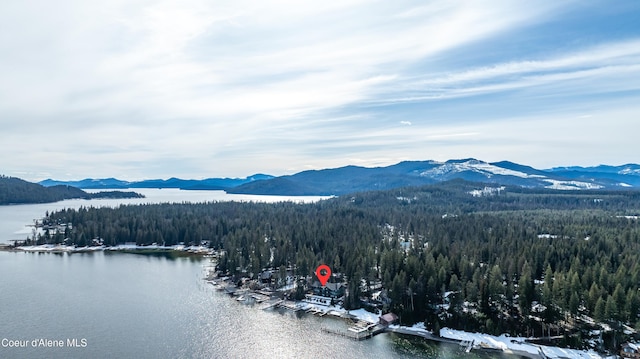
[621,343,640,359]
[311,281,345,299]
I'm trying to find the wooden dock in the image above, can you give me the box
[279,300,302,312]
[259,299,284,310]
[320,324,386,341]
[249,293,271,303]
[321,327,370,341]
[385,327,460,345]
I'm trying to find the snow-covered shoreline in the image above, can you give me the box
[226,283,607,359]
[435,328,604,359]
[1,244,213,254]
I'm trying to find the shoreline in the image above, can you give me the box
[0,244,213,255]
[208,275,606,359]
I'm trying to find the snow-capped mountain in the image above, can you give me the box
[412,159,609,190]
[228,159,640,195]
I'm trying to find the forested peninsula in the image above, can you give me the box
[27,180,640,351]
[0,175,144,205]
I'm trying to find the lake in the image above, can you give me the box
[0,190,484,358]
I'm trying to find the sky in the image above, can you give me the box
[1,0,639,181]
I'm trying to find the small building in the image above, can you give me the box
[379,312,399,326]
[621,343,640,359]
[303,294,332,306]
[259,271,273,284]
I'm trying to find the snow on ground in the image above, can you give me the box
[620,168,640,175]
[537,234,559,239]
[295,302,382,324]
[278,283,295,291]
[469,187,505,197]
[19,244,85,252]
[617,215,639,219]
[13,244,212,253]
[389,322,431,335]
[348,308,381,324]
[440,328,602,359]
[544,179,603,190]
[298,302,348,317]
[540,346,602,359]
[421,160,545,179]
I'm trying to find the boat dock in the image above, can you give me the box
[320,324,386,341]
[305,307,328,316]
[279,300,302,312]
[259,299,284,310]
[385,327,460,345]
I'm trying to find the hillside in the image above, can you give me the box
[0,175,143,205]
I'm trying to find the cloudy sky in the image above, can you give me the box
[1,0,639,181]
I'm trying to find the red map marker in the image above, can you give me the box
[315,264,331,286]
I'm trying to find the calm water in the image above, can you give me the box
[0,190,480,358]
[0,251,473,358]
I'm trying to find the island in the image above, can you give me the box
[0,175,144,205]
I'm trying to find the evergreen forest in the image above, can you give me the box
[31,180,640,349]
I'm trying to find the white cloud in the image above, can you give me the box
[370,39,640,105]
[0,0,637,180]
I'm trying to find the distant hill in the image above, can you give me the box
[38,159,640,196]
[228,165,437,195]
[40,174,274,190]
[39,177,130,189]
[545,164,640,187]
[0,176,143,205]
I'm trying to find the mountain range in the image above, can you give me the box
[38,159,640,196]
[40,174,274,190]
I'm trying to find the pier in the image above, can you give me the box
[320,324,386,341]
[259,299,283,310]
[385,327,460,345]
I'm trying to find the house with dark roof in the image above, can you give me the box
[311,281,345,299]
[259,270,273,284]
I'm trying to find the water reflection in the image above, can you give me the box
[0,250,514,358]
[103,250,206,261]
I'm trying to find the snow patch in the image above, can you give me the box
[544,179,603,190]
[348,308,381,324]
[469,186,505,197]
[420,160,544,179]
[620,168,640,175]
[440,328,602,359]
